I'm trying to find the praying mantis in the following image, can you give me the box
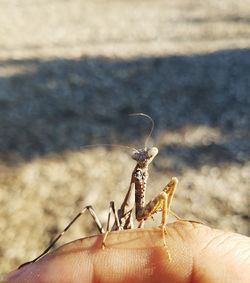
[19,113,181,268]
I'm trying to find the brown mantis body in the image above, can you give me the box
[114,114,179,235]
[19,114,179,268]
[107,145,178,252]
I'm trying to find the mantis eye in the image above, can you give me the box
[147,147,158,158]
[131,150,139,161]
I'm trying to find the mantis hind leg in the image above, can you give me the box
[19,205,104,269]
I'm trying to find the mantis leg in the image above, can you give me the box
[136,177,178,260]
[136,177,178,226]
[102,201,121,249]
[19,205,104,269]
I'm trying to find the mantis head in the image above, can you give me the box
[132,147,158,167]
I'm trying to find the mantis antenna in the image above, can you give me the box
[80,113,154,152]
[80,143,136,152]
[128,113,155,149]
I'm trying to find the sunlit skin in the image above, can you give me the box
[4,222,250,283]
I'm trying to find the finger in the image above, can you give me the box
[4,222,250,283]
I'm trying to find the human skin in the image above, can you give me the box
[4,222,250,283]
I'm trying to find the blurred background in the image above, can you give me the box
[0,0,250,277]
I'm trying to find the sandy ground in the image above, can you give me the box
[0,0,250,277]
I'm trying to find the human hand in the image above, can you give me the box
[4,222,250,283]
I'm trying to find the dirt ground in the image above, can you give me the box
[0,0,250,278]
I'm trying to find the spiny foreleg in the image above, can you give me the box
[136,177,178,260]
[136,177,178,227]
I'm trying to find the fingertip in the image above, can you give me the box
[5,227,194,283]
[5,224,250,283]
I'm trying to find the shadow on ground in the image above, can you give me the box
[0,48,249,169]
[1,48,250,277]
